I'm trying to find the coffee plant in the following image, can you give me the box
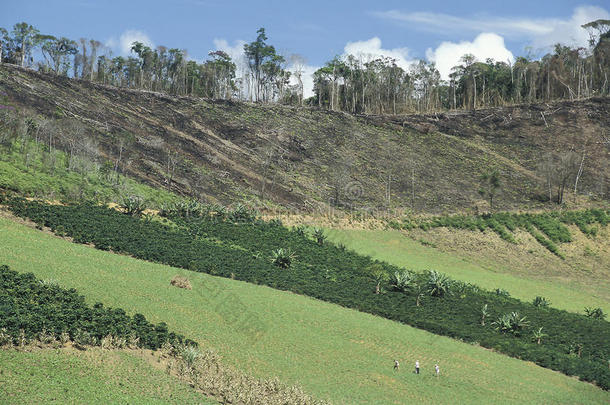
[0,264,194,350]
[4,197,610,390]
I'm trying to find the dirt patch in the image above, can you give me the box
[170,275,192,290]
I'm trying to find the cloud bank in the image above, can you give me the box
[426,33,514,80]
[106,29,155,56]
[375,6,609,49]
[343,37,412,70]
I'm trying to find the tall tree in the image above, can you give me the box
[0,27,8,64]
[10,22,40,67]
[244,28,286,102]
[39,36,78,74]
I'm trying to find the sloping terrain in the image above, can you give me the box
[0,347,217,404]
[0,215,608,404]
[2,197,608,389]
[1,64,608,213]
[325,226,610,314]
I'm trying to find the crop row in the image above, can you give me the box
[0,265,194,349]
[4,197,609,390]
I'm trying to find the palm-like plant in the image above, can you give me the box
[367,264,389,294]
[391,270,416,293]
[492,311,530,336]
[180,345,200,369]
[312,228,327,245]
[532,327,547,345]
[426,270,452,297]
[271,248,296,268]
[584,307,606,320]
[532,296,550,308]
[481,304,490,326]
[121,195,146,217]
[292,225,306,237]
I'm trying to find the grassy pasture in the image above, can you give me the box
[325,228,609,314]
[0,347,216,404]
[0,216,608,404]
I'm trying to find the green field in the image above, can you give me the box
[0,347,215,404]
[0,215,608,404]
[325,228,609,314]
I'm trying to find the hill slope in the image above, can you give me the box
[325,227,610,314]
[0,347,217,404]
[1,64,608,213]
[0,215,608,404]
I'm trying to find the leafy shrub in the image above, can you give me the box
[0,328,12,346]
[480,304,490,326]
[271,248,296,268]
[179,344,200,369]
[228,203,257,223]
[74,329,95,348]
[292,225,306,237]
[312,228,326,245]
[492,312,529,336]
[532,327,547,345]
[366,263,389,294]
[121,195,146,217]
[532,296,550,308]
[391,270,416,293]
[426,270,452,297]
[584,307,606,320]
[494,288,510,297]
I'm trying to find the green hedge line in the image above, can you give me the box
[0,265,195,349]
[397,209,609,256]
[4,197,609,390]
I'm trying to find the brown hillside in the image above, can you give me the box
[1,63,608,213]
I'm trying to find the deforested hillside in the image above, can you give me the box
[1,63,608,213]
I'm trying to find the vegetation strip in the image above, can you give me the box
[3,196,609,390]
[0,263,329,404]
[391,209,610,257]
[0,264,193,349]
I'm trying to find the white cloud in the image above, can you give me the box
[105,30,155,56]
[375,10,551,37]
[426,33,514,80]
[531,6,610,49]
[343,37,413,70]
[376,6,610,49]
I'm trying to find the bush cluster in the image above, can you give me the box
[5,197,610,390]
[0,264,194,350]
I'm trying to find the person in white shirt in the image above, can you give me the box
[415,360,420,374]
[435,363,440,377]
[394,359,400,371]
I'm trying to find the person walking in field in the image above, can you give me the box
[415,360,420,374]
[394,359,400,371]
[435,363,440,377]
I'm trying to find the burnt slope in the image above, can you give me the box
[1,63,608,213]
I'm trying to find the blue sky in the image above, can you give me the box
[2,1,609,95]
